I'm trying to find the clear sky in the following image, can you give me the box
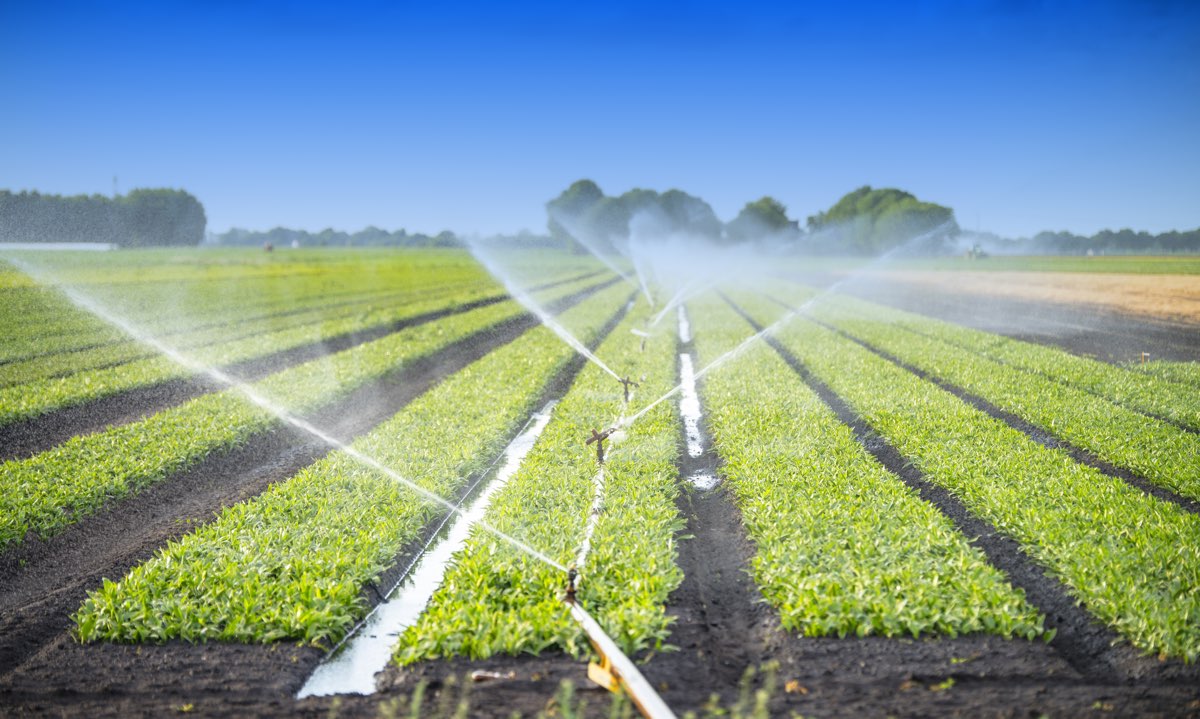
[2,0,1198,238]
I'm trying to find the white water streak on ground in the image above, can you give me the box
[678,305,716,490]
[298,401,559,698]
[7,258,566,574]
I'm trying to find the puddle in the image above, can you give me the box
[297,401,558,698]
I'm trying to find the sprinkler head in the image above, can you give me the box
[566,566,578,603]
[618,376,640,403]
[587,427,614,466]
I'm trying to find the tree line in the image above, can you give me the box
[209,226,464,248]
[977,228,1200,256]
[0,189,206,247]
[545,180,956,255]
[545,180,1200,256]
[546,179,802,252]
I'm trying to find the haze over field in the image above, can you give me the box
[2,0,1198,239]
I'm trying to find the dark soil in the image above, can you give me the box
[0,273,612,462]
[787,271,1200,363]
[801,313,1200,516]
[2,285,1199,718]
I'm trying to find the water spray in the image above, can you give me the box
[546,208,640,289]
[618,221,961,433]
[7,257,569,575]
[463,237,624,382]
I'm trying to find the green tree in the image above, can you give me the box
[725,196,797,243]
[807,186,956,254]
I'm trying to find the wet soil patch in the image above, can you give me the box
[785,271,1200,364]
[0,275,617,462]
[634,308,781,704]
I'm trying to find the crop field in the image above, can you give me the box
[1,248,1198,718]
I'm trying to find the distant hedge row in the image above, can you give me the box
[0,189,206,247]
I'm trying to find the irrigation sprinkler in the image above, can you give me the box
[631,327,649,351]
[566,565,579,603]
[563,582,677,719]
[587,427,615,466]
[619,376,640,403]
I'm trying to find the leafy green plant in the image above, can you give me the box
[735,290,1200,661]
[691,294,1044,640]
[0,271,605,426]
[806,297,1200,500]
[1,279,599,551]
[73,284,631,644]
[395,296,684,662]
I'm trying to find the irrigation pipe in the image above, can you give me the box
[565,595,677,719]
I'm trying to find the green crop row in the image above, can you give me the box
[0,274,606,428]
[0,285,491,426]
[0,280,595,551]
[732,292,1200,661]
[803,297,1200,500]
[0,283,474,388]
[0,286,127,360]
[1131,360,1200,390]
[73,283,632,644]
[690,294,1045,640]
[0,250,496,361]
[810,292,1200,431]
[395,296,684,662]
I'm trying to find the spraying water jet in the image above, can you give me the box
[7,256,569,575]
[463,237,624,382]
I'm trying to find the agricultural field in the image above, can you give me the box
[1,247,1198,718]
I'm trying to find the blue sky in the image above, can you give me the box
[2,1,1198,238]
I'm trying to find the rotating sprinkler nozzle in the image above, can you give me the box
[586,427,615,466]
[566,565,578,604]
[619,376,640,403]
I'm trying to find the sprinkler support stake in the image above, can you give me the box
[619,376,640,403]
[586,427,614,466]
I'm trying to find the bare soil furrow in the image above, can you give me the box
[785,271,1200,363]
[810,315,1200,516]
[638,317,781,705]
[0,276,617,462]
[723,294,1136,682]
